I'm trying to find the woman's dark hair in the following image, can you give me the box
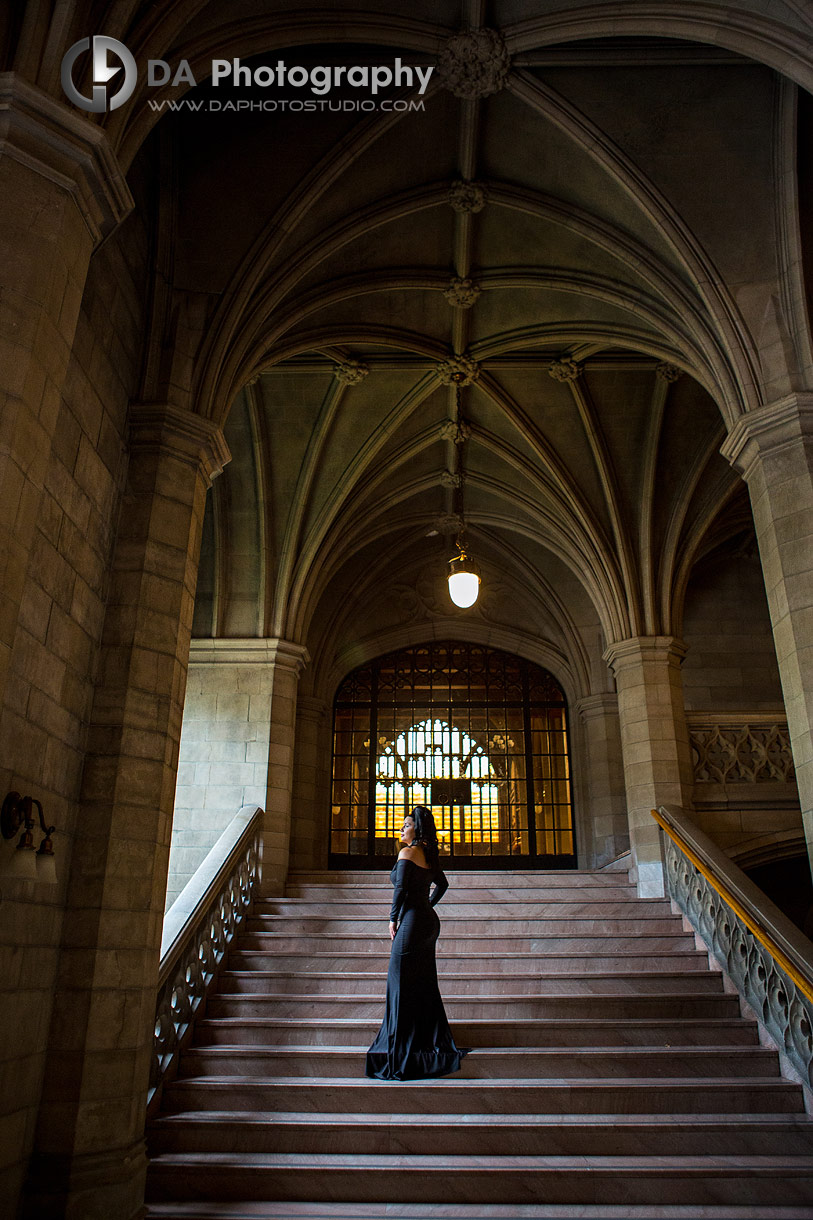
[409,805,440,868]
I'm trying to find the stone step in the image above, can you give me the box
[228,934,698,966]
[245,914,680,935]
[286,871,632,887]
[215,973,721,1000]
[278,885,640,903]
[207,992,740,1020]
[219,951,703,980]
[247,912,677,933]
[237,928,686,953]
[148,1111,813,1157]
[218,960,711,995]
[193,1016,759,1048]
[176,1045,779,1080]
[145,1151,813,1205]
[160,1076,805,1117]
[144,1203,813,1220]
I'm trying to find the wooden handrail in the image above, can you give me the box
[652,805,813,1005]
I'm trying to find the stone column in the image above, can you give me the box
[261,640,309,896]
[26,405,229,1220]
[574,693,629,867]
[0,74,132,715]
[603,637,694,897]
[291,695,331,871]
[168,639,279,908]
[722,395,813,871]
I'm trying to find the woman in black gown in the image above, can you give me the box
[365,805,465,1081]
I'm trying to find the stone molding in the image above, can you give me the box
[574,692,619,722]
[656,362,683,383]
[128,403,231,483]
[441,470,461,488]
[720,392,813,480]
[603,635,688,674]
[189,637,309,673]
[437,28,511,99]
[448,179,488,213]
[0,72,132,244]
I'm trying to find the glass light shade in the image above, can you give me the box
[448,568,480,608]
[6,846,38,881]
[36,850,58,885]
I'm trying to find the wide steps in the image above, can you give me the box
[147,866,813,1213]
[145,1151,813,1205]
[244,916,682,936]
[255,898,655,917]
[177,1045,779,1080]
[150,1110,813,1156]
[223,950,707,983]
[160,1077,804,1116]
[194,1016,758,1048]
[145,1205,813,1220]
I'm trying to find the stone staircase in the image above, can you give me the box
[146,868,813,1219]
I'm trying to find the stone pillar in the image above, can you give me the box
[603,637,694,897]
[722,395,813,872]
[574,693,629,867]
[168,640,279,908]
[261,640,309,896]
[26,406,229,1220]
[291,695,331,871]
[0,74,132,715]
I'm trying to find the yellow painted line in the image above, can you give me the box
[652,808,813,1006]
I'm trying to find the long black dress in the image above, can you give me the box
[365,857,465,1081]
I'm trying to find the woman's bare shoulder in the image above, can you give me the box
[398,844,429,867]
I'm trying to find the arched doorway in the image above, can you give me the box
[330,641,575,869]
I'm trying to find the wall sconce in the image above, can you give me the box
[1,792,57,883]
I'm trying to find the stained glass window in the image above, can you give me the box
[330,641,575,869]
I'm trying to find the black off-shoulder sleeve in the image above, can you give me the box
[429,869,448,907]
[389,859,410,924]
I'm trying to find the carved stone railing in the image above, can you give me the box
[149,804,262,1110]
[654,805,813,1090]
[687,714,794,783]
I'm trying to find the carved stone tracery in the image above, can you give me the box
[690,722,795,783]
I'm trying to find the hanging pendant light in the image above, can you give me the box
[445,377,480,608]
[448,530,480,608]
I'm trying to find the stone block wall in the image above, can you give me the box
[168,651,272,907]
[681,547,784,710]
[680,546,802,861]
[0,206,148,1210]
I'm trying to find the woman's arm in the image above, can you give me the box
[429,869,448,907]
[389,858,410,927]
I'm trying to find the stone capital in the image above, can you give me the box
[720,393,813,480]
[574,692,619,723]
[0,72,132,245]
[189,638,309,673]
[128,403,231,484]
[603,635,688,675]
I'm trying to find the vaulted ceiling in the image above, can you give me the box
[29,1,807,689]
